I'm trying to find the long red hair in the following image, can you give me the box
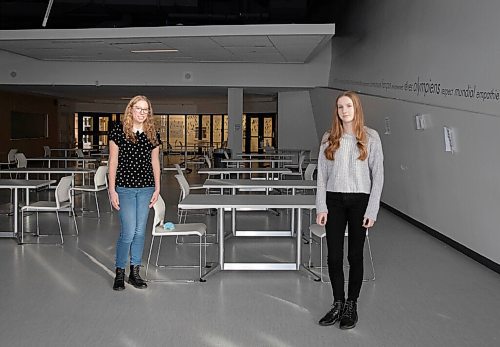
[324,91,368,161]
[122,95,159,145]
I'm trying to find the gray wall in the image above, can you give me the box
[277,91,319,151]
[327,0,500,264]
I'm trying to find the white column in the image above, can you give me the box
[227,88,243,154]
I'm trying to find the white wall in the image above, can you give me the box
[228,88,243,153]
[309,87,336,139]
[328,0,500,264]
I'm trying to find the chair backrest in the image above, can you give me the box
[15,153,27,168]
[264,145,275,153]
[76,149,84,158]
[152,194,166,229]
[297,152,306,174]
[7,149,18,163]
[56,176,73,207]
[94,165,108,188]
[174,174,190,199]
[204,154,212,168]
[174,163,184,176]
[43,146,50,157]
[304,163,317,181]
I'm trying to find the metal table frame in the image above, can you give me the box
[198,167,291,180]
[203,178,316,235]
[178,194,316,279]
[0,179,55,242]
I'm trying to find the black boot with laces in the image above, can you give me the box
[128,265,148,289]
[113,268,125,291]
[339,299,358,329]
[318,300,344,326]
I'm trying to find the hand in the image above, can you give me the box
[316,212,328,226]
[149,190,160,208]
[362,217,375,229]
[109,190,120,210]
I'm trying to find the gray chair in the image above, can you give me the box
[174,173,208,223]
[145,194,207,282]
[303,163,317,181]
[307,223,375,283]
[76,148,96,170]
[282,152,306,179]
[0,148,18,168]
[13,152,27,180]
[15,152,27,169]
[43,146,51,157]
[71,165,111,217]
[20,176,78,244]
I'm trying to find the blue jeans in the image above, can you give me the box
[115,186,155,269]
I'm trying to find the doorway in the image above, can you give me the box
[243,113,276,153]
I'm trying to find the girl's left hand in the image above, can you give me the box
[149,190,160,208]
[362,217,375,229]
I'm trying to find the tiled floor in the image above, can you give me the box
[0,171,499,347]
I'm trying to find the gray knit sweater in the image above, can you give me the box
[315,127,384,221]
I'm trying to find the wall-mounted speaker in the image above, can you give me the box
[183,71,193,82]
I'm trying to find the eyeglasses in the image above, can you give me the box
[133,106,149,114]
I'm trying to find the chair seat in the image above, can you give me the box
[283,171,302,176]
[72,184,107,192]
[309,224,350,237]
[22,201,71,211]
[310,223,326,238]
[153,223,206,237]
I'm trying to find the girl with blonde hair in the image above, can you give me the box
[108,95,161,291]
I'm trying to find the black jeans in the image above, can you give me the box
[325,192,369,302]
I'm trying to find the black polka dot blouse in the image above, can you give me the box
[109,123,161,188]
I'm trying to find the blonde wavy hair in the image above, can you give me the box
[324,91,368,161]
[122,95,159,145]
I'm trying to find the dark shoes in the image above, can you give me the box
[113,268,125,291]
[319,299,358,329]
[113,265,148,291]
[319,300,344,326]
[128,265,148,289]
[339,300,358,329]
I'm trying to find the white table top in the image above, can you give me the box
[198,167,291,175]
[0,168,94,174]
[179,194,316,209]
[0,179,56,189]
[221,159,292,163]
[235,153,294,158]
[27,157,98,161]
[203,179,316,189]
[49,148,78,151]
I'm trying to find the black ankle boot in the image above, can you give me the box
[319,300,344,326]
[128,265,147,289]
[113,268,125,291]
[339,299,358,329]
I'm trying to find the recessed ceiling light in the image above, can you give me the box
[131,49,179,53]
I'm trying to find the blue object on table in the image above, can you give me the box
[163,222,175,230]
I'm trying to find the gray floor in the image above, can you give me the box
[0,171,499,347]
